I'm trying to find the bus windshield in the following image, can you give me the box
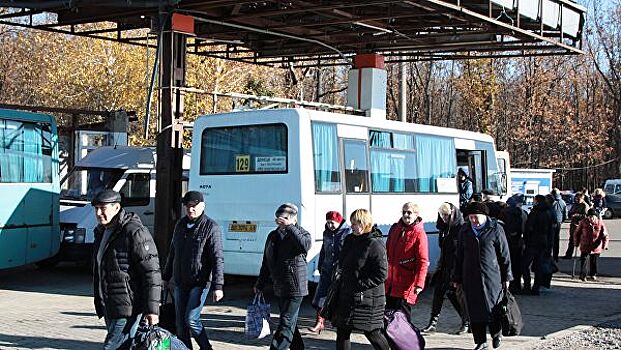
[60,167,125,201]
[200,123,288,175]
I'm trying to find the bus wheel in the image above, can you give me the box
[35,255,60,269]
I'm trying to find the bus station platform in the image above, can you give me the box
[0,221,620,350]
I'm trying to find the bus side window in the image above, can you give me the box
[344,140,369,193]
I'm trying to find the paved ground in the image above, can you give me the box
[0,220,620,350]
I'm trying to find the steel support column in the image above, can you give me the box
[154,13,186,263]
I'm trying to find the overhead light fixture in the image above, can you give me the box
[354,21,393,34]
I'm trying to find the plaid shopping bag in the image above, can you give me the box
[244,293,271,339]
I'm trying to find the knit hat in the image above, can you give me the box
[466,201,490,216]
[182,191,204,205]
[587,208,598,217]
[326,211,344,223]
[275,203,298,218]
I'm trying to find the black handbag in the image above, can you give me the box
[159,288,177,334]
[319,267,342,321]
[494,287,523,336]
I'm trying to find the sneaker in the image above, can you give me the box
[580,276,587,282]
[493,335,502,348]
[590,276,598,281]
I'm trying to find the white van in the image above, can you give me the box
[56,146,190,263]
[604,179,621,195]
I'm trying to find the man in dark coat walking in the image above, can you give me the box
[522,195,555,295]
[162,191,224,350]
[454,202,512,350]
[92,190,161,350]
[255,203,312,350]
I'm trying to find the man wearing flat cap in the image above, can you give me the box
[255,203,312,350]
[453,201,513,350]
[162,190,224,350]
[91,189,161,350]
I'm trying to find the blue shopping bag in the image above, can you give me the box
[244,293,271,339]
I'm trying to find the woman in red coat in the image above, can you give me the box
[574,209,609,281]
[385,202,429,315]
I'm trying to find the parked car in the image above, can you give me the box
[561,192,575,217]
[603,194,621,219]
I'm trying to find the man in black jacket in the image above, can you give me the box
[162,191,224,350]
[92,190,161,350]
[522,195,555,296]
[254,203,312,350]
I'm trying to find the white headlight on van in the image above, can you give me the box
[63,229,75,242]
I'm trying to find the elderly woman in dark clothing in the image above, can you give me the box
[330,209,390,350]
[308,211,351,334]
[254,203,312,350]
[454,202,513,350]
[423,202,469,335]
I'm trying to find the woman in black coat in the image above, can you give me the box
[454,202,513,350]
[330,209,389,350]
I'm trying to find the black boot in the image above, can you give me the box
[456,321,470,335]
[422,315,439,333]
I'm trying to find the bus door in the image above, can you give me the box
[457,149,485,193]
[342,139,371,219]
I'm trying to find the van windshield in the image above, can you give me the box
[60,167,125,201]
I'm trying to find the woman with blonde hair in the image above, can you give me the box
[330,209,390,350]
[385,202,429,315]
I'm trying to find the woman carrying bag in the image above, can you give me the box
[329,209,390,350]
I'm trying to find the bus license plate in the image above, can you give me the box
[229,223,257,233]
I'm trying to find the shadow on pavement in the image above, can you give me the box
[0,333,100,350]
[0,264,92,297]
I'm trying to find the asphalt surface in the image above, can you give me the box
[0,219,619,350]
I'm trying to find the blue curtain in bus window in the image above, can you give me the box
[23,123,44,182]
[312,123,340,192]
[371,150,391,192]
[416,135,456,192]
[0,120,24,183]
[393,133,415,150]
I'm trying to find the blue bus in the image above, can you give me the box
[0,109,60,269]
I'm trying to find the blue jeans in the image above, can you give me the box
[103,313,141,350]
[174,286,212,350]
[270,296,304,350]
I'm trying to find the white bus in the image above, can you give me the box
[189,108,505,281]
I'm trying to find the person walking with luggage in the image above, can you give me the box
[91,190,161,350]
[423,202,469,335]
[385,202,429,316]
[453,202,512,350]
[331,209,390,350]
[549,189,568,262]
[162,191,224,350]
[563,192,590,259]
[521,195,554,296]
[498,194,527,294]
[574,209,609,281]
[254,203,312,350]
[308,211,351,334]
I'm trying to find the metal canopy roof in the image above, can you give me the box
[0,0,586,66]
